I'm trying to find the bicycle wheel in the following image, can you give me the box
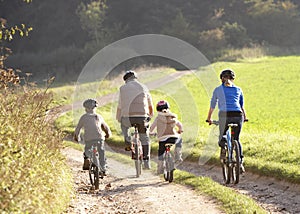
[134,143,142,178]
[168,155,174,183]
[163,153,169,181]
[89,164,100,190]
[163,153,174,182]
[221,148,231,184]
[231,140,240,184]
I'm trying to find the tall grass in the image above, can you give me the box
[0,86,73,213]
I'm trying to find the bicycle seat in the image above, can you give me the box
[227,123,238,127]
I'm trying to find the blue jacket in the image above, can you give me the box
[210,83,244,112]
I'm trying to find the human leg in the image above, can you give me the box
[131,117,151,169]
[157,141,166,174]
[218,116,228,160]
[121,117,132,151]
[97,140,106,174]
[174,138,183,163]
[83,141,92,170]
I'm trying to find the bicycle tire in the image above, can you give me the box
[163,153,174,182]
[134,142,142,178]
[163,153,169,181]
[89,164,100,190]
[222,147,231,184]
[231,140,240,184]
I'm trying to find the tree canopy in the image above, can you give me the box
[1,0,300,82]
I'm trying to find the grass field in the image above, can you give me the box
[54,56,300,183]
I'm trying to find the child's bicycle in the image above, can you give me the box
[88,143,104,190]
[207,120,245,184]
[130,124,143,178]
[162,137,181,183]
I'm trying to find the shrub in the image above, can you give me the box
[0,84,73,213]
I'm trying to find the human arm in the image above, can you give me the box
[116,92,122,122]
[147,93,154,118]
[206,107,215,125]
[101,122,112,139]
[74,117,83,142]
[176,120,184,134]
[149,117,157,134]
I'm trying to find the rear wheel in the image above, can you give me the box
[134,142,142,178]
[163,153,174,182]
[221,147,231,184]
[231,140,240,184]
[89,164,100,190]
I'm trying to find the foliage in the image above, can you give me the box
[2,0,300,83]
[0,85,73,212]
[76,0,107,45]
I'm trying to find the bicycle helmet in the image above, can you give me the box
[156,100,170,111]
[123,70,137,81]
[83,98,98,109]
[220,69,235,80]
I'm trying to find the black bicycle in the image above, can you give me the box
[130,124,143,178]
[208,120,242,184]
[88,143,104,190]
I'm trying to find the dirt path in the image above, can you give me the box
[178,162,300,213]
[63,147,224,214]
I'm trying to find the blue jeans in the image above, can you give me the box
[218,114,244,160]
[84,139,106,172]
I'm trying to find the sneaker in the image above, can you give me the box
[220,148,226,160]
[82,158,90,170]
[240,163,246,174]
[125,145,131,151]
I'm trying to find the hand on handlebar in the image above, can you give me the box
[205,119,212,125]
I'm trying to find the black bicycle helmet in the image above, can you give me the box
[156,100,170,111]
[83,98,98,109]
[123,70,137,81]
[220,69,235,79]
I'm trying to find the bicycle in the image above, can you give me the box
[162,137,181,183]
[88,143,104,190]
[207,120,242,184]
[130,124,143,178]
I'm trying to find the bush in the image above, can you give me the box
[0,84,73,213]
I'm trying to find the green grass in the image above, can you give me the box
[55,56,300,184]
[194,56,300,183]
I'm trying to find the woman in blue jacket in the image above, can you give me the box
[206,69,248,173]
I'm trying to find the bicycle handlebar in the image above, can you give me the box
[206,119,248,125]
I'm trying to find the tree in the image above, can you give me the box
[76,0,107,45]
[0,0,32,89]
